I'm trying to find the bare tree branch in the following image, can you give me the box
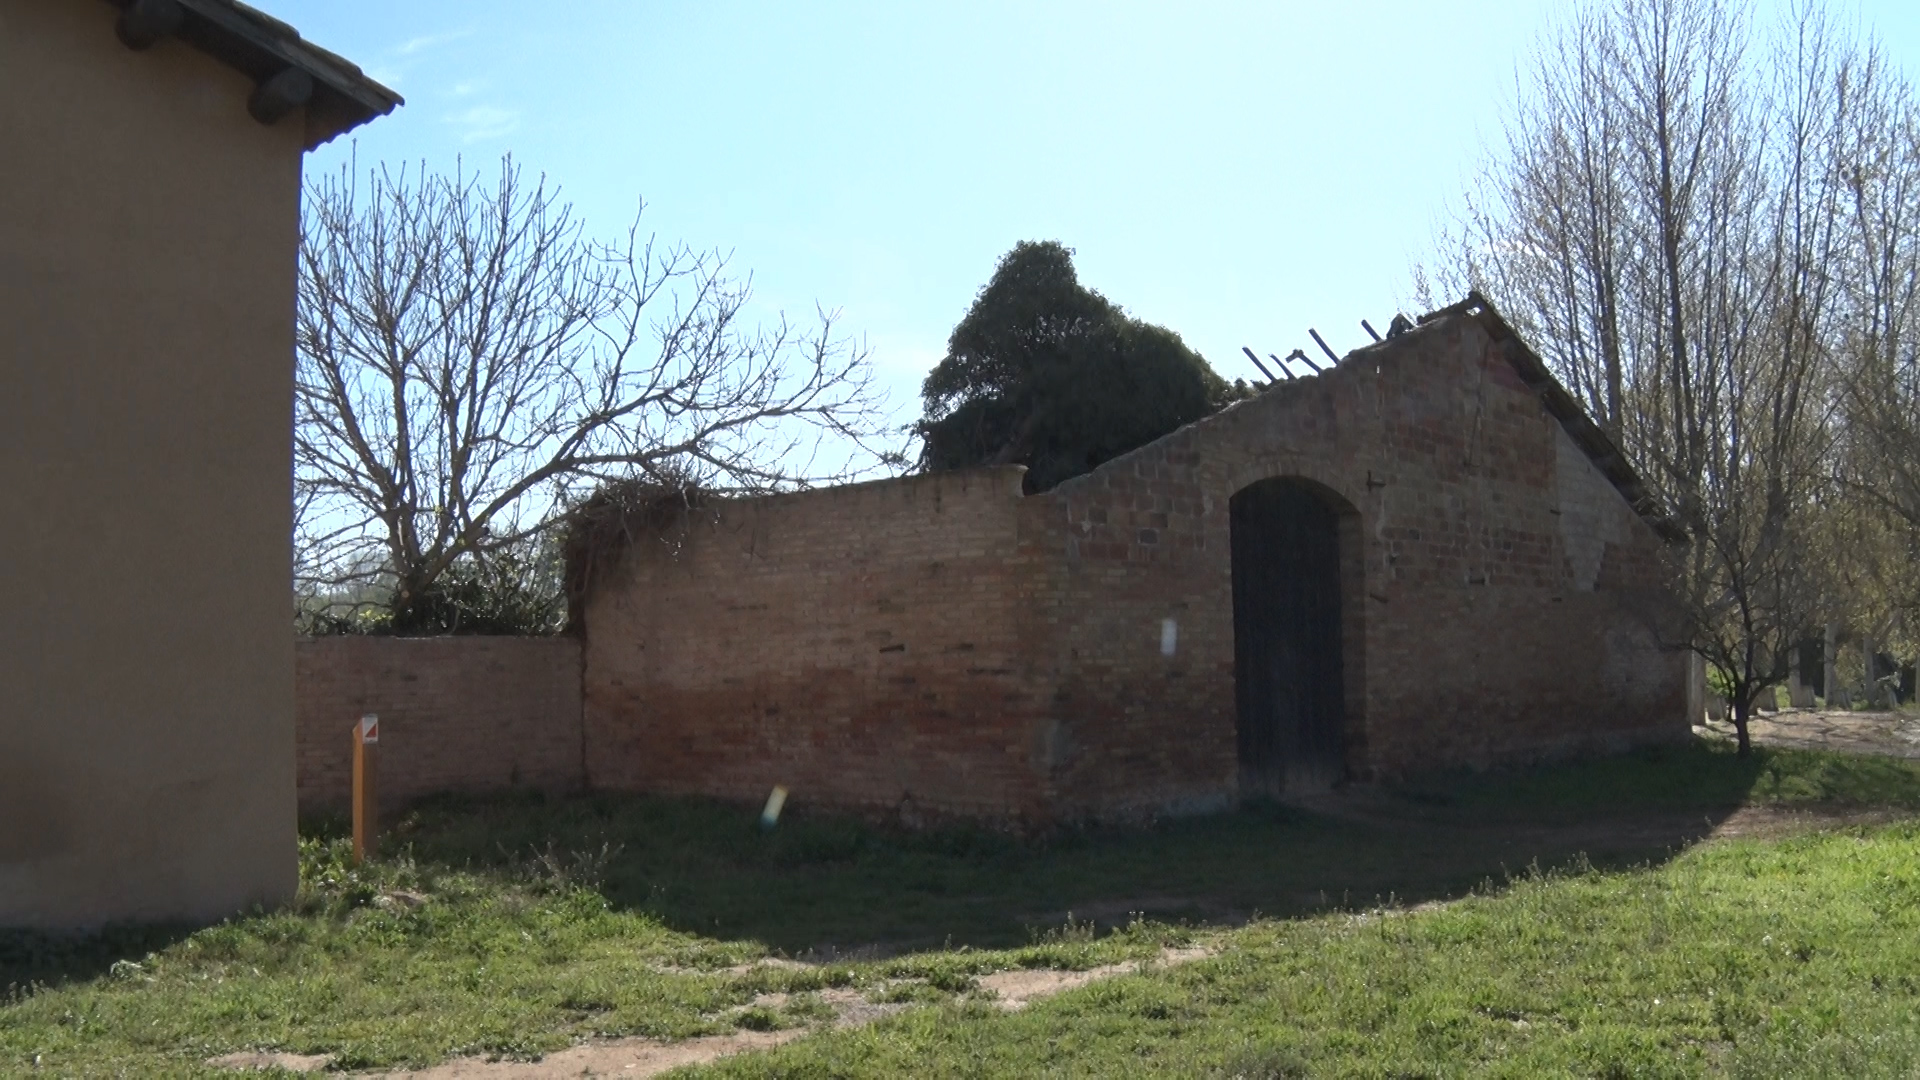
[1422,0,1919,751]
[295,154,897,631]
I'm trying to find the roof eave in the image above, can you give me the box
[105,0,403,150]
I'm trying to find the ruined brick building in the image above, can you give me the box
[573,296,1691,823]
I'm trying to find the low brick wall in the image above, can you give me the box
[578,468,1052,822]
[294,636,583,815]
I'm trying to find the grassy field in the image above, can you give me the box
[706,825,1920,1078]
[3,738,1919,1076]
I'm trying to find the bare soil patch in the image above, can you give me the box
[206,1050,332,1073]
[325,946,1215,1078]
[373,1031,802,1079]
[980,946,1213,1011]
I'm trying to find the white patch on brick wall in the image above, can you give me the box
[1603,623,1667,702]
[1160,618,1178,656]
[1554,425,1629,591]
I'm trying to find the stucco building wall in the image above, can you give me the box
[578,312,1689,824]
[0,1,305,926]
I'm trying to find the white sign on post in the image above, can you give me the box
[359,713,379,744]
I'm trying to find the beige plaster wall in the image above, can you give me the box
[0,0,307,927]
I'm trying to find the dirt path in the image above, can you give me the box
[1699,709,1920,759]
[978,946,1212,1011]
[372,1031,807,1079]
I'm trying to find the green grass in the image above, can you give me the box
[709,825,1920,1078]
[3,834,1183,1074]
[2,738,1918,1076]
[1398,737,1920,817]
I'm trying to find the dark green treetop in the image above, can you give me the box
[916,241,1246,492]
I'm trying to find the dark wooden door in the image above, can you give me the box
[1231,479,1345,796]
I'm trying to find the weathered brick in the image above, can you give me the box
[294,636,582,815]
[571,311,1688,824]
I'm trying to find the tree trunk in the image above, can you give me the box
[1824,621,1838,710]
[1731,694,1753,756]
[1864,631,1881,708]
[390,573,434,635]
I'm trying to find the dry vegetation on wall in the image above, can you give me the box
[560,478,708,630]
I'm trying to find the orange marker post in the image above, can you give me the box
[352,713,379,864]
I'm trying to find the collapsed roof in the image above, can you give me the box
[1246,292,1684,543]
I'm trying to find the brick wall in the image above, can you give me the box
[577,310,1689,824]
[294,636,583,815]
[579,468,1053,821]
[1025,313,1686,811]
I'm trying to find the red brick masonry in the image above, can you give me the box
[294,635,582,815]
[576,310,1691,824]
[294,310,1689,825]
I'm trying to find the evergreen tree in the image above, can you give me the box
[916,241,1243,491]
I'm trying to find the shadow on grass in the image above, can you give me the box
[299,737,1918,955]
[13,738,1915,992]
[0,923,200,997]
[1395,735,1920,818]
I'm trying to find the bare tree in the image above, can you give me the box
[295,156,894,631]
[1425,0,1910,752]
[1831,46,1920,677]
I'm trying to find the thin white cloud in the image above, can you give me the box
[446,106,521,143]
[397,28,474,56]
[450,81,484,97]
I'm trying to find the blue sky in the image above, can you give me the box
[281,1,1920,422]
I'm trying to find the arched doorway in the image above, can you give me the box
[1231,477,1349,797]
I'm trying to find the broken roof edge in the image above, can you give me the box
[1054,293,1686,544]
[105,0,403,149]
[1044,317,1413,501]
